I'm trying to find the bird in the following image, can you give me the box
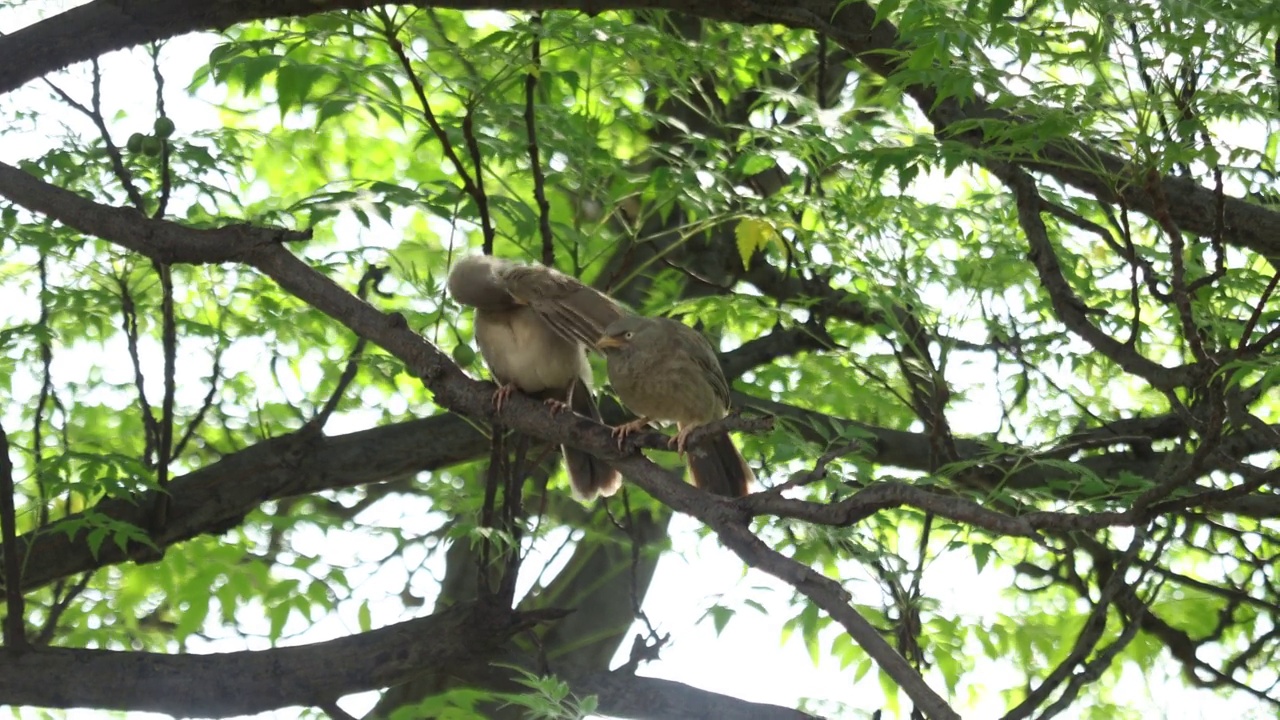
[447,254,623,500]
[595,315,754,498]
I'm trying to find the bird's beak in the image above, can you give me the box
[595,335,625,350]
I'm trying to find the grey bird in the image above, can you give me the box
[447,254,623,500]
[595,315,754,498]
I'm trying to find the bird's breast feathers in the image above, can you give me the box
[610,357,723,425]
[475,308,589,392]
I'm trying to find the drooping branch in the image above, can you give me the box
[999,163,1196,389]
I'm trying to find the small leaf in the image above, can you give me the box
[972,542,996,573]
[739,153,776,176]
[701,604,735,636]
[86,526,108,559]
[986,0,1016,25]
[358,601,372,632]
[735,218,779,269]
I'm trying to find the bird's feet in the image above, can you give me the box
[610,417,651,450]
[670,425,696,455]
[491,383,518,412]
[544,398,571,416]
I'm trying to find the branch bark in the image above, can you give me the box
[570,670,819,720]
[0,601,537,716]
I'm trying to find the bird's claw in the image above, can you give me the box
[611,418,650,451]
[492,383,517,412]
[670,426,695,456]
[544,398,570,416]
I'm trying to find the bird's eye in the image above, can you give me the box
[624,331,633,339]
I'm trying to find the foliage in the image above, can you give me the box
[0,0,1278,718]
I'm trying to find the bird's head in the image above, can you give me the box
[447,254,517,310]
[595,315,651,353]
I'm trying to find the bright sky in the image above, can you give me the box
[0,3,1268,720]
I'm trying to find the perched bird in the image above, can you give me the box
[595,315,753,498]
[447,254,623,500]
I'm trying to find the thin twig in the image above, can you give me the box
[524,13,555,266]
[621,488,666,652]
[460,106,495,254]
[311,267,385,429]
[32,253,53,528]
[497,433,529,605]
[0,421,27,652]
[117,275,158,467]
[1145,168,1211,363]
[1236,271,1279,352]
[153,261,177,529]
[479,425,505,597]
[767,439,868,494]
[149,44,173,219]
[43,60,147,211]
[171,340,223,460]
[376,9,493,251]
[33,572,93,645]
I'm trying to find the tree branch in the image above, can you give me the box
[570,670,818,720]
[3,414,485,595]
[0,422,25,652]
[0,160,309,263]
[0,601,546,717]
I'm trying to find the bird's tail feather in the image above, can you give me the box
[688,432,753,498]
[564,380,621,500]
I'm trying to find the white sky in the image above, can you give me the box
[0,3,1270,719]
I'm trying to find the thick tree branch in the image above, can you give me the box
[0,601,542,716]
[0,322,817,595]
[0,161,309,263]
[0,422,25,651]
[570,670,817,720]
[1001,165,1197,389]
[4,415,486,594]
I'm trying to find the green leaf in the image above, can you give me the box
[702,604,735,636]
[738,153,776,176]
[987,0,1016,25]
[358,600,372,633]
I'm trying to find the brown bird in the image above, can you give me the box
[595,315,754,498]
[447,254,623,500]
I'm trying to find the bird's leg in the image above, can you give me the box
[611,417,651,450]
[492,382,518,412]
[544,397,570,415]
[670,423,696,455]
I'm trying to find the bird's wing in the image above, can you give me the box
[667,319,731,410]
[501,264,625,348]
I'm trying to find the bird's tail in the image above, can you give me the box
[563,379,621,501]
[687,432,754,498]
